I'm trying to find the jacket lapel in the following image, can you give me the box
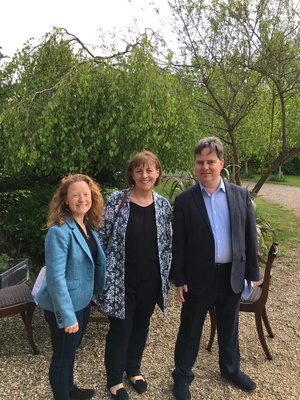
[66,218,93,263]
[191,183,212,233]
[225,182,235,231]
[89,227,106,265]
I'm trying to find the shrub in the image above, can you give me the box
[0,184,56,272]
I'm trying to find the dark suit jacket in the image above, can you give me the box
[171,181,261,296]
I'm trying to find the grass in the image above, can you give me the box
[242,174,300,187]
[255,198,300,253]
[154,179,175,201]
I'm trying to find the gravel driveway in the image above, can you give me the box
[243,181,300,217]
[0,183,299,399]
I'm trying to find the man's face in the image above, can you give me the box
[194,148,224,190]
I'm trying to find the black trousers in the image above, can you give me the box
[172,265,241,385]
[105,278,160,388]
[44,304,91,400]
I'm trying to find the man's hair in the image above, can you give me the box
[194,137,224,160]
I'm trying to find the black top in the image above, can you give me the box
[125,201,159,281]
[75,221,97,262]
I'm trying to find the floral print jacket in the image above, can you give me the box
[97,188,172,319]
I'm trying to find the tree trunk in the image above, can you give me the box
[278,165,282,180]
[229,130,241,186]
[245,159,248,175]
[252,145,300,194]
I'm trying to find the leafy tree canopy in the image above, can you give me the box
[167,0,300,190]
[0,29,199,183]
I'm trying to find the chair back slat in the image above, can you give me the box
[259,242,278,305]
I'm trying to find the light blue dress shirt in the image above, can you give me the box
[200,179,232,264]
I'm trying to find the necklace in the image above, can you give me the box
[84,224,90,240]
[75,220,89,240]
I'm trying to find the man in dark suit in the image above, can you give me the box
[171,137,261,400]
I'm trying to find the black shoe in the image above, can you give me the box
[109,387,129,400]
[222,371,256,391]
[129,378,147,394]
[69,385,96,400]
[173,383,191,400]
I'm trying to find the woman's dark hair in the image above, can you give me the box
[125,151,163,187]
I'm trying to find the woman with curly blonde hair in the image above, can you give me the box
[36,173,106,400]
[47,174,104,229]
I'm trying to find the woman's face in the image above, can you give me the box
[132,161,159,192]
[65,181,92,220]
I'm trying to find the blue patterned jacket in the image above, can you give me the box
[98,188,172,319]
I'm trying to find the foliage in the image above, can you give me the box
[162,166,235,206]
[254,213,278,262]
[0,253,12,271]
[281,155,300,176]
[167,0,300,192]
[163,171,197,206]
[0,29,199,182]
[0,184,56,270]
[267,175,287,183]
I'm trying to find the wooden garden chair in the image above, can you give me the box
[0,283,40,354]
[206,242,278,360]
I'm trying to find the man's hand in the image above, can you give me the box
[176,285,188,302]
[64,322,79,334]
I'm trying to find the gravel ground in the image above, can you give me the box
[243,181,300,217]
[1,183,300,399]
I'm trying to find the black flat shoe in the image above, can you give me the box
[173,383,191,400]
[222,371,256,391]
[109,387,129,400]
[129,378,147,394]
[69,385,96,400]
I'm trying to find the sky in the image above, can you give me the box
[1,0,174,60]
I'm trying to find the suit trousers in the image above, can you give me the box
[44,304,91,400]
[105,277,160,388]
[172,264,241,385]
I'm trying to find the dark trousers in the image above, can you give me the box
[172,265,241,385]
[44,304,91,400]
[105,278,160,388]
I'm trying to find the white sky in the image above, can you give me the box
[1,0,175,59]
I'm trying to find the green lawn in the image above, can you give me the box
[255,198,300,253]
[243,174,300,187]
[154,179,174,200]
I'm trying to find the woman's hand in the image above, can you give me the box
[64,322,79,334]
[176,285,188,302]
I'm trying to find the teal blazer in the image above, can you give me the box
[36,217,106,328]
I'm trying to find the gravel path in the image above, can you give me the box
[0,182,299,399]
[243,181,300,217]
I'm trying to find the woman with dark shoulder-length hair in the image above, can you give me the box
[36,173,106,400]
[98,151,172,400]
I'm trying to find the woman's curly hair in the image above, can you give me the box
[47,174,104,230]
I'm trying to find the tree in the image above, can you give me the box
[167,0,300,191]
[229,0,300,193]
[0,29,199,182]
[168,0,263,185]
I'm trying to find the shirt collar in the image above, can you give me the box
[199,178,226,195]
